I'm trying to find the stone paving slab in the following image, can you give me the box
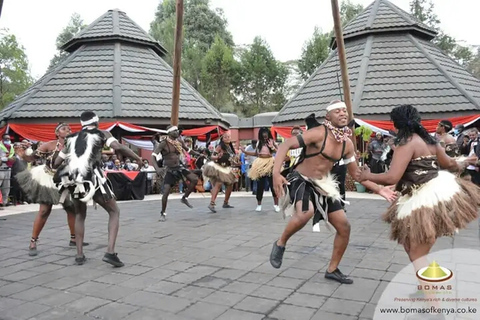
[0,193,478,320]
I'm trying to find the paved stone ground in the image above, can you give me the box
[0,192,479,320]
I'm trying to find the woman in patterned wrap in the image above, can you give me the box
[359,104,480,266]
[15,123,85,256]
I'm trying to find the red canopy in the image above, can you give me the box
[4,122,165,142]
[271,126,307,139]
[360,114,480,133]
[181,125,226,141]
[273,114,480,137]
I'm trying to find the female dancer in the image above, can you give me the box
[16,123,86,256]
[203,132,238,213]
[243,127,279,212]
[359,104,480,265]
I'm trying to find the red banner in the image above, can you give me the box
[181,125,226,141]
[360,114,480,133]
[5,121,163,142]
[271,126,307,139]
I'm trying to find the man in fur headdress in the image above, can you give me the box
[269,100,397,284]
[151,125,199,221]
[53,111,142,267]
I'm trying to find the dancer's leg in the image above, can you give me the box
[278,200,314,246]
[72,200,87,264]
[161,184,172,214]
[268,175,278,206]
[270,200,314,268]
[181,172,198,208]
[326,209,351,273]
[208,181,221,212]
[223,184,234,208]
[256,177,266,205]
[29,204,53,255]
[94,193,124,267]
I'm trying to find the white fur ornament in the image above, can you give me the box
[25,148,33,156]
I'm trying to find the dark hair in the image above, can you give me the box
[80,111,97,122]
[218,137,234,154]
[390,104,437,146]
[257,127,274,153]
[439,120,453,132]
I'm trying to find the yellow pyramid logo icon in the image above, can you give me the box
[420,261,448,279]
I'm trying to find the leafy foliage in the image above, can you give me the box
[149,0,289,116]
[199,36,238,112]
[232,37,288,117]
[354,125,372,163]
[298,27,330,81]
[149,0,234,89]
[467,48,480,79]
[0,30,34,109]
[297,1,364,81]
[340,0,364,26]
[409,0,473,67]
[49,13,87,70]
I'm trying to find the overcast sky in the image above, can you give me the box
[1,0,479,79]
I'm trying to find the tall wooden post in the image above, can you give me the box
[331,0,357,150]
[171,0,184,127]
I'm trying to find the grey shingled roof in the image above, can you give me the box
[273,0,480,124]
[0,9,228,126]
[342,0,436,42]
[62,9,167,56]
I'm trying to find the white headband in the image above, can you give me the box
[80,115,99,126]
[167,126,178,133]
[326,101,347,112]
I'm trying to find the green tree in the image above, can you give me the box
[467,47,480,79]
[199,36,238,112]
[341,0,364,26]
[0,30,34,109]
[297,1,364,81]
[149,0,234,90]
[233,37,288,117]
[409,0,440,29]
[149,0,177,64]
[298,27,331,81]
[49,13,87,70]
[409,0,472,66]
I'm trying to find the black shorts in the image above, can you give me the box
[164,168,191,186]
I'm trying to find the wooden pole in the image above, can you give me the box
[331,0,357,150]
[171,0,184,127]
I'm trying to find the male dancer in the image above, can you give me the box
[270,100,396,284]
[151,125,199,221]
[54,111,142,266]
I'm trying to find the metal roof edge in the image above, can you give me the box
[408,34,480,110]
[352,35,374,113]
[0,46,86,122]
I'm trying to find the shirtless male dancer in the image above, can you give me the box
[270,101,397,284]
[151,125,199,221]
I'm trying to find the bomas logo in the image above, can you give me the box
[416,261,453,291]
[416,261,453,283]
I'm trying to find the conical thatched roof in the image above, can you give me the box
[273,0,480,125]
[0,9,229,127]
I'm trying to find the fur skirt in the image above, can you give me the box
[248,157,275,180]
[202,161,236,185]
[384,170,480,245]
[16,165,67,207]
